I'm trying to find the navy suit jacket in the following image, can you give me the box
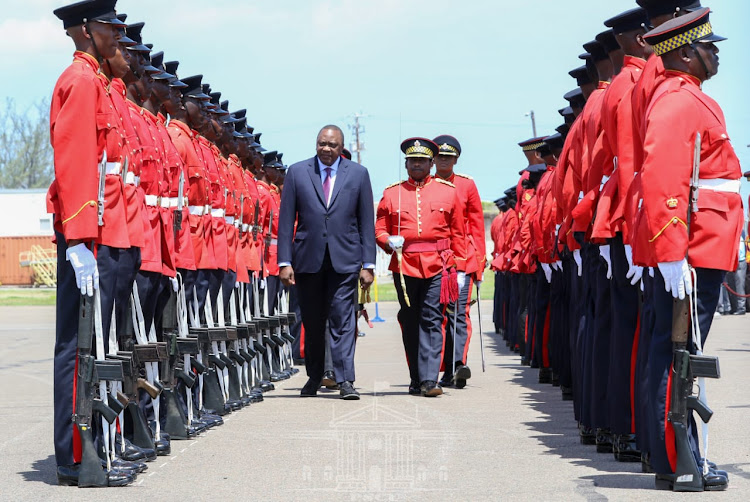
[278,156,376,274]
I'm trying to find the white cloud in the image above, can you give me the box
[0,18,68,56]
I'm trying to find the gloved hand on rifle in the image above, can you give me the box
[599,245,612,279]
[573,249,583,277]
[624,244,643,285]
[658,258,693,300]
[456,271,466,291]
[540,262,552,283]
[66,243,99,296]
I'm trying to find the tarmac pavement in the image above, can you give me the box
[0,302,748,501]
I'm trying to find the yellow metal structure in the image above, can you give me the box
[19,245,57,287]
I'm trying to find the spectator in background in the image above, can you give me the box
[724,230,747,315]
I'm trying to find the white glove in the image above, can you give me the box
[235,281,240,288]
[456,271,466,291]
[599,245,612,280]
[66,243,99,296]
[573,249,582,277]
[623,244,643,286]
[657,259,693,300]
[540,263,552,283]
[475,280,482,290]
[648,267,655,278]
[169,276,179,292]
[387,235,405,251]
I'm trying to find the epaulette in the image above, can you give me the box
[384,181,404,190]
[435,178,455,188]
[454,172,473,180]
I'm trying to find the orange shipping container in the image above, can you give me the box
[0,236,55,286]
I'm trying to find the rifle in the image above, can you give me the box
[174,169,184,232]
[73,292,124,487]
[667,133,721,492]
[252,199,260,241]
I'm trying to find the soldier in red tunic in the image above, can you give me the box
[636,9,737,491]
[432,135,485,390]
[375,138,466,397]
[49,0,135,486]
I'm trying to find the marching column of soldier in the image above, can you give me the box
[490,0,746,493]
[47,0,745,493]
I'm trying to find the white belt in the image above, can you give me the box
[144,195,171,208]
[188,205,209,216]
[105,162,122,176]
[225,216,235,224]
[211,208,225,218]
[167,197,189,208]
[234,220,241,228]
[242,224,250,232]
[697,178,741,194]
[600,175,610,190]
[124,172,139,185]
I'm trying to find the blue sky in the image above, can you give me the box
[2,0,748,203]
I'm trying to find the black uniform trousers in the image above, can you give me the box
[566,254,584,421]
[533,266,551,369]
[524,273,537,365]
[295,247,358,384]
[550,261,571,388]
[507,274,520,349]
[647,267,724,475]
[441,274,474,378]
[576,243,598,427]
[394,273,444,384]
[493,271,502,333]
[607,235,641,436]
[589,248,612,431]
[635,272,655,454]
[53,232,130,467]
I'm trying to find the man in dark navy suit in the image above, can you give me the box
[278,125,376,400]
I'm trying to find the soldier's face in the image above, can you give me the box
[86,21,120,60]
[184,99,204,129]
[693,42,720,80]
[405,157,433,182]
[107,46,130,79]
[434,154,457,178]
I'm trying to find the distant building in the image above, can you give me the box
[0,189,52,237]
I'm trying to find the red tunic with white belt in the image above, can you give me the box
[634,71,743,271]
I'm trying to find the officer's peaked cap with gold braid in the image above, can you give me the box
[644,7,725,56]
[401,137,439,159]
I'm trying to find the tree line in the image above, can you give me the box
[0,98,54,190]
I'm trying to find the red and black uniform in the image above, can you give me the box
[375,176,466,387]
[635,70,744,476]
[49,51,132,468]
[440,172,485,378]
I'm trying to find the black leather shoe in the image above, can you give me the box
[154,438,171,456]
[408,381,421,395]
[116,436,156,462]
[57,464,135,487]
[301,378,321,397]
[107,457,147,474]
[520,357,530,366]
[560,385,573,401]
[655,471,728,492]
[454,365,471,389]
[321,371,337,389]
[439,375,454,388]
[538,367,551,384]
[259,380,275,392]
[596,428,613,453]
[339,381,360,400]
[551,371,560,387]
[579,426,596,445]
[421,380,443,397]
[614,434,640,462]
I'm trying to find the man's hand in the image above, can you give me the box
[360,269,374,290]
[280,265,295,287]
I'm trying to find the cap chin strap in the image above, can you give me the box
[689,42,714,80]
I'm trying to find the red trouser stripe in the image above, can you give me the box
[299,324,305,358]
[665,364,677,473]
[439,305,448,372]
[462,277,474,363]
[629,313,641,433]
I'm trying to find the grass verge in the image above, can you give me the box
[0,288,56,306]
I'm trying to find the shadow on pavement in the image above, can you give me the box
[18,455,57,486]
[484,330,648,490]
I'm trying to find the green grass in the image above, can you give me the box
[0,288,56,306]
[372,270,495,303]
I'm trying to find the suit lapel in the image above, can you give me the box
[307,157,326,206]
[328,159,349,208]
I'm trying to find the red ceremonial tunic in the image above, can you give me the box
[48,51,129,248]
[375,176,467,278]
[633,71,743,270]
